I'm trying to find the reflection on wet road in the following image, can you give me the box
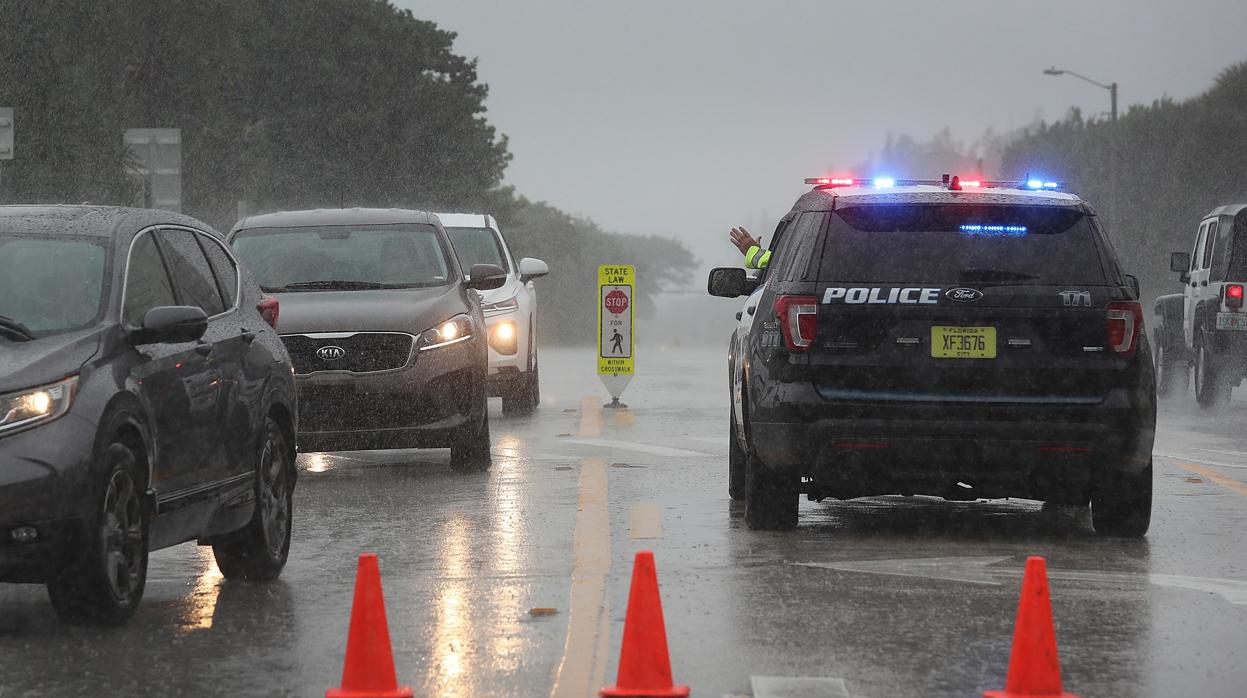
[2,347,1246,697]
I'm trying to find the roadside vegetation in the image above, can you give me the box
[0,0,696,344]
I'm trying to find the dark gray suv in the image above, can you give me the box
[228,209,504,470]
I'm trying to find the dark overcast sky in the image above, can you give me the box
[401,0,1247,268]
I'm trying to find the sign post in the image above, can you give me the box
[597,264,634,408]
[0,107,13,199]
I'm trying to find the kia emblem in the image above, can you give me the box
[945,287,984,303]
[316,345,346,361]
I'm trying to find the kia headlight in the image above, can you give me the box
[0,376,78,437]
[481,296,519,315]
[418,315,473,351]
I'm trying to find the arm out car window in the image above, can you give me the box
[159,229,226,316]
[123,232,178,327]
[196,233,240,309]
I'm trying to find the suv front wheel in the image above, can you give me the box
[47,441,149,625]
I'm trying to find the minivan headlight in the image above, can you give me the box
[0,376,78,437]
[418,315,473,351]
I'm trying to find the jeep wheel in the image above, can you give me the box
[1154,331,1188,398]
[1092,461,1152,537]
[47,441,149,625]
[213,417,294,581]
[1194,336,1229,408]
[744,450,798,530]
[728,406,745,501]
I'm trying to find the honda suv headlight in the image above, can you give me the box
[0,376,78,437]
[417,314,474,351]
[481,296,519,315]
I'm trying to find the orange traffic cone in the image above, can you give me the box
[600,551,690,698]
[327,553,414,698]
[984,556,1079,698]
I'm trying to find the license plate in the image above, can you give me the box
[931,326,997,359]
[1216,312,1247,331]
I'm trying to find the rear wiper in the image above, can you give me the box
[0,315,36,341]
[958,269,1039,282]
[277,280,388,291]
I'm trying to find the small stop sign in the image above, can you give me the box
[604,289,629,314]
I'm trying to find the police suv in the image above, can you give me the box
[708,176,1156,534]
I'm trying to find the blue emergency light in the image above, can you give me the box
[960,224,1028,237]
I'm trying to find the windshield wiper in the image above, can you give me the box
[0,315,37,341]
[958,269,1039,283]
[274,280,388,291]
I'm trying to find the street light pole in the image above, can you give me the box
[1044,67,1119,230]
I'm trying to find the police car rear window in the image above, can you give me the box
[816,204,1107,285]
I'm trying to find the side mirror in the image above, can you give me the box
[130,306,208,345]
[466,263,507,291]
[518,257,549,283]
[1170,252,1190,273]
[707,267,748,298]
[1124,273,1141,299]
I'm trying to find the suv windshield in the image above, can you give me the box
[818,204,1108,285]
[0,234,108,337]
[231,224,453,292]
[445,226,509,274]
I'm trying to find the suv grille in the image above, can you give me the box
[281,333,414,374]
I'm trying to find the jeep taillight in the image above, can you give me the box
[257,295,280,329]
[1106,301,1142,358]
[774,295,818,352]
[1226,284,1244,309]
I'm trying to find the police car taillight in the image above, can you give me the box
[1106,301,1142,358]
[1226,284,1244,309]
[775,295,818,352]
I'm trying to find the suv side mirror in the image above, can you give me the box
[466,263,507,291]
[707,267,748,298]
[130,306,208,345]
[1170,252,1190,273]
[518,257,549,282]
[1124,273,1141,299]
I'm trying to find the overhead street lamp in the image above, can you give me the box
[1043,67,1117,121]
[1044,66,1119,230]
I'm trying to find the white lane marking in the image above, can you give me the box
[1154,450,1247,470]
[1194,447,1247,458]
[629,503,662,539]
[562,438,716,459]
[795,557,1247,606]
[751,675,851,698]
[687,435,730,445]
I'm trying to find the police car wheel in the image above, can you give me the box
[728,407,745,501]
[743,451,798,530]
[1091,461,1152,537]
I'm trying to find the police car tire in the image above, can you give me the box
[728,408,745,501]
[1154,332,1188,399]
[1091,461,1152,538]
[744,452,798,530]
[1194,337,1229,408]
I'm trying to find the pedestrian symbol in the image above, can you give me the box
[610,329,624,354]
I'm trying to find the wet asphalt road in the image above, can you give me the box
[2,346,1247,697]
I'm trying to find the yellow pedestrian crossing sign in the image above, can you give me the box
[598,264,634,401]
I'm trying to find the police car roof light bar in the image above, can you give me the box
[806,176,1063,191]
